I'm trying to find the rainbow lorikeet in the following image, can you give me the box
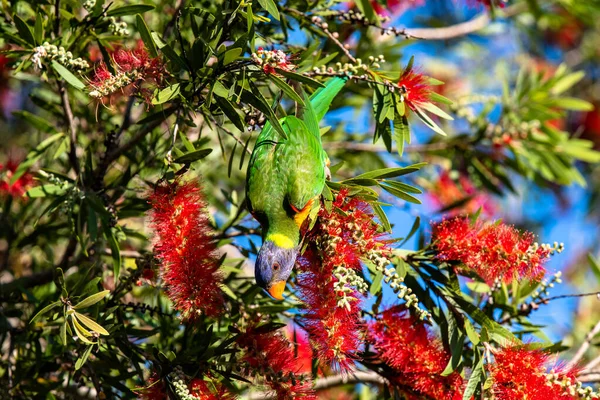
[246,77,346,299]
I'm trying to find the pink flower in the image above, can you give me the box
[296,189,388,371]
[432,216,561,284]
[0,158,35,199]
[89,41,166,104]
[370,306,464,399]
[148,180,225,320]
[237,327,316,399]
[398,68,433,111]
[488,345,580,400]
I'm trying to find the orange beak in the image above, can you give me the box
[267,281,286,300]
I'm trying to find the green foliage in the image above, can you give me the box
[1,0,599,399]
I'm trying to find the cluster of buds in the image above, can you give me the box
[333,265,368,310]
[251,47,295,75]
[531,270,563,300]
[109,17,129,36]
[546,371,600,399]
[169,368,196,400]
[334,10,412,38]
[82,0,95,11]
[31,42,89,71]
[366,250,430,320]
[311,57,370,77]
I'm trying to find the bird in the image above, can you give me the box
[246,77,347,300]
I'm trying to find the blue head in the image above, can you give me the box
[255,240,297,300]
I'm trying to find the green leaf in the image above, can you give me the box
[269,75,305,105]
[370,268,383,296]
[71,316,95,344]
[30,301,61,324]
[257,0,280,20]
[393,115,410,156]
[27,184,68,198]
[588,254,600,283]
[419,101,454,120]
[372,203,391,232]
[429,91,454,105]
[136,14,158,58]
[73,312,109,336]
[398,216,420,247]
[223,47,242,65]
[463,356,484,400]
[60,321,67,346]
[173,148,213,164]
[12,111,57,133]
[74,290,110,310]
[214,96,246,132]
[441,315,463,376]
[464,319,480,345]
[75,345,93,371]
[551,70,585,95]
[34,13,43,45]
[413,104,448,136]
[555,97,594,111]
[14,15,35,46]
[355,0,377,24]
[105,227,121,279]
[52,61,85,90]
[152,83,180,105]
[380,183,421,204]
[353,163,426,180]
[107,4,155,17]
[276,70,325,88]
[241,85,287,140]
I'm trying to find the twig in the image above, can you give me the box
[582,354,600,374]
[53,0,60,38]
[58,81,81,176]
[285,8,357,63]
[567,320,600,369]
[324,140,453,153]
[246,371,386,399]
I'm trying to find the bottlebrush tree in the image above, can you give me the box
[1,0,600,399]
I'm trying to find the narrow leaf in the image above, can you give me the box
[52,61,85,90]
[74,290,110,310]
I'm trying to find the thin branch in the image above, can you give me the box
[578,372,600,383]
[247,371,386,399]
[285,8,357,63]
[582,354,600,374]
[58,81,81,176]
[324,140,453,153]
[399,3,525,41]
[567,320,600,369]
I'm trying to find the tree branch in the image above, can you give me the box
[403,3,525,40]
[568,320,600,369]
[247,371,387,399]
[58,81,80,176]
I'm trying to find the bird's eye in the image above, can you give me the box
[272,263,280,271]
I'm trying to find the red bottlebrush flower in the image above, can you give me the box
[370,307,464,399]
[488,345,580,400]
[296,189,388,371]
[286,325,314,375]
[89,41,166,105]
[237,327,316,399]
[0,158,35,199]
[432,216,561,284]
[426,170,495,216]
[188,378,236,400]
[251,48,295,75]
[398,68,433,111]
[136,374,167,400]
[148,180,224,320]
